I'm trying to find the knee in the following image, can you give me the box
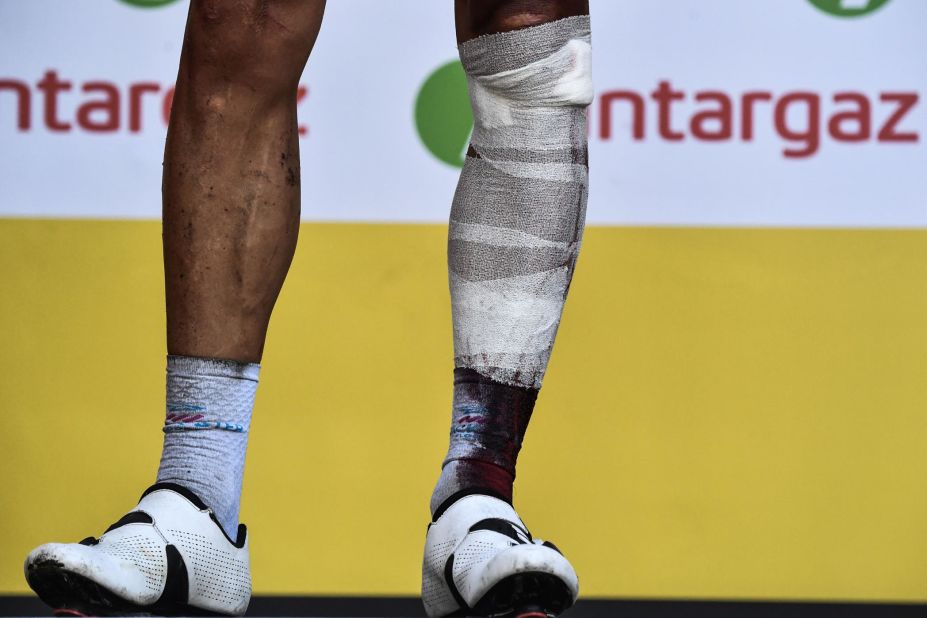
[469,0,588,36]
[460,8,592,110]
[486,1,560,32]
[183,0,320,98]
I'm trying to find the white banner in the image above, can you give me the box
[0,0,924,226]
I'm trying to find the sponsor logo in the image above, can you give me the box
[0,71,309,136]
[808,0,891,18]
[411,60,920,161]
[593,82,918,158]
[414,60,472,168]
[2,67,918,161]
[117,0,181,8]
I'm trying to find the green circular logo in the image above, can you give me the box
[807,0,890,18]
[415,60,473,168]
[118,0,180,8]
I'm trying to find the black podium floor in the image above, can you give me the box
[1,596,925,617]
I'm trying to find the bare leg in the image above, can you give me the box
[164,0,327,363]
[157,0,327,537]
[23,3,331,615]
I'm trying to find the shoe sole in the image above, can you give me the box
[468,571,573,618]
[26,559,217,617]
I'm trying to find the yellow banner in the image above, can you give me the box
[2,219,926,600]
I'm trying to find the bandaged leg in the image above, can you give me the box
[431,15,592,517]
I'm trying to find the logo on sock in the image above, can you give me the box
[414,60,473,169]
[807,0,891,17]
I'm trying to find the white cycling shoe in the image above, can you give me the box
[25,483,251,616]
[422,494,578,618]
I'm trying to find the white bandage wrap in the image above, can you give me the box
[450,16,592,389]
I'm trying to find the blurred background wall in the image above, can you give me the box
[2,0,926,604]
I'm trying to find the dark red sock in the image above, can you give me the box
[430,368,538,519]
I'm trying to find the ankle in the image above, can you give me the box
[430,459,515,519]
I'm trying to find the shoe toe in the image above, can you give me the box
[26,542,161,606]
[481,543,578,600]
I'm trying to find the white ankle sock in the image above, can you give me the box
[156,355,259,539]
